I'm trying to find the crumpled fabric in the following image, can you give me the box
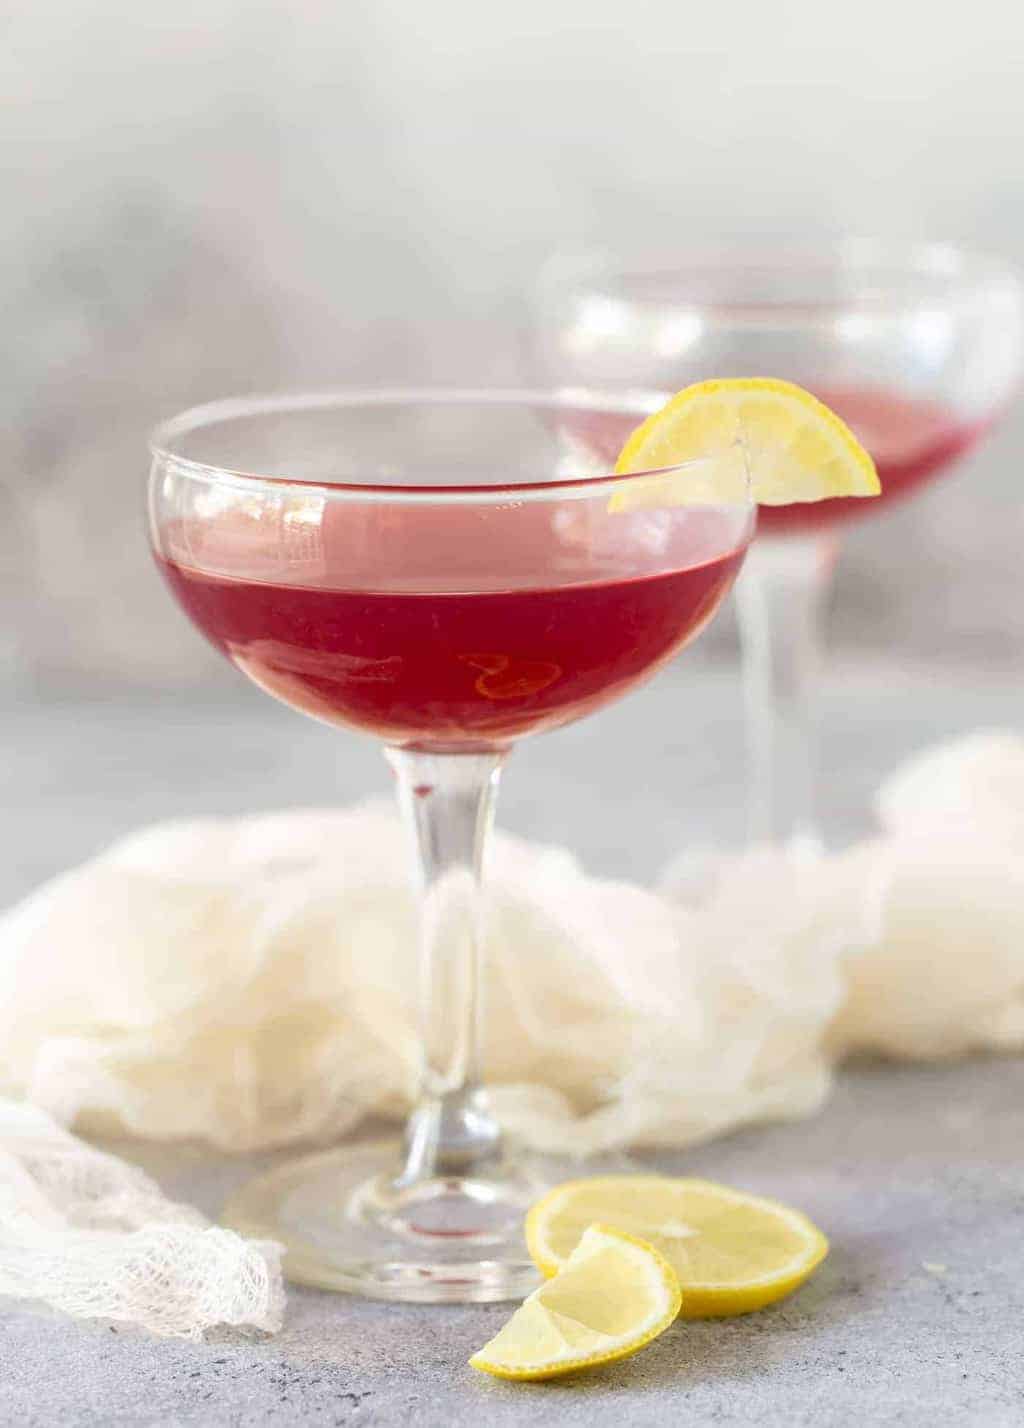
[829,731,1024,1059]
[0,1099,283,1339]
[0,732,1022,1163]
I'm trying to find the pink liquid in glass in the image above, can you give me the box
[158,509,745,750]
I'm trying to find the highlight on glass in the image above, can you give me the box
[148,390,755,1302]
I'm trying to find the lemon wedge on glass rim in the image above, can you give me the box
[526,1176,829,1319]
[609,376,879,510]
[469,1224,681,1381]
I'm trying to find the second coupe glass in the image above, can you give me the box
[532,240,1024,847]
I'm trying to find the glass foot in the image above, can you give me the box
[222,1138,546,1303]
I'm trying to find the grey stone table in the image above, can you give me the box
[2,661,1023,1427]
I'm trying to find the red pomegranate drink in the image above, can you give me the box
[159,507,745,750]
[146,388,755,1303]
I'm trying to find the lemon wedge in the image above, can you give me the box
[611,377,879,510]
[469,1224,681,1380]
[526,1176,828,1318]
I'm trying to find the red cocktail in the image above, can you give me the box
[158,529,743,749]
[149,390,754,1303]
[533,241,1024,843]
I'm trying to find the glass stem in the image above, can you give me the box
[385,746,507,1185]
[734,533,838,851]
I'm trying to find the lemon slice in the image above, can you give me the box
[469,1224,681,1380]
[526,1176,828,1318]
[611,377,879,510]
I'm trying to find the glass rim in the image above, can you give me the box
[149,386,752,505]
[535,236,1024,313]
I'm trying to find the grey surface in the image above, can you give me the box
[3,1063,1022,1428]
[1,668,1023,1426]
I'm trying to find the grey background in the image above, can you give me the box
[5,0,1024,690]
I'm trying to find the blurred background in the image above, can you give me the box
[5,0,1024,690]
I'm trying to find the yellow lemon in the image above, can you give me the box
[469,1223,681,1380]
[611,377,879,510]
[526,1176,828,1318]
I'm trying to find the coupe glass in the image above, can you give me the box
[531,241,1024,847]
[148,389,754,1301]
